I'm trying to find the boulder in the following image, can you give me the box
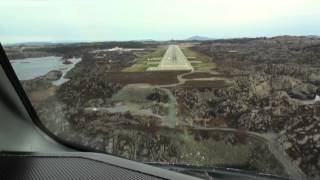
[288,83,317,100]
[44,70,63,81]
[63,60,73,65]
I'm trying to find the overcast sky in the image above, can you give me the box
[1,0,320,43]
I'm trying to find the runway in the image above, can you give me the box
[148,45,193,71]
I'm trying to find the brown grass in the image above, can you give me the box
[179,80,229,88]
[183,72,218,79]
[104,71,188,85]
[183,72,245,79]
[28,87,56,104]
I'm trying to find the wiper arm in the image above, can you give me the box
[146,162,291,180]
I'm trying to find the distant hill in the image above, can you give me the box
[3,41,80,47]
[137,39,157,43]
[306,35,320,39]
[3,42,55,46]
[186,36,213,41]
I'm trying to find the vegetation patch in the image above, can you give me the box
[182,47,216,71]
[122,48,166,72]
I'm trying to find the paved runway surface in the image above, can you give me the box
[148,45,193,71]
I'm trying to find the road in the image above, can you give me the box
[148,45,193,71]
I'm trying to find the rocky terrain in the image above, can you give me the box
[21,70,62,104]
[184,36,320,179]
[10,37,320,179]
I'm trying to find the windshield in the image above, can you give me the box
[2,1,320,179]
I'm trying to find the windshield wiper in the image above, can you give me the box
[146,162,291,180]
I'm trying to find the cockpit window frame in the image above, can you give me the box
[0,43,104,153]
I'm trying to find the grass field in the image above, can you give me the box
[122,48,166,72]
[182,47,216,71]
[123,46,215,72]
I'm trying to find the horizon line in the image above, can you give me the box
[2,34,320,46]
